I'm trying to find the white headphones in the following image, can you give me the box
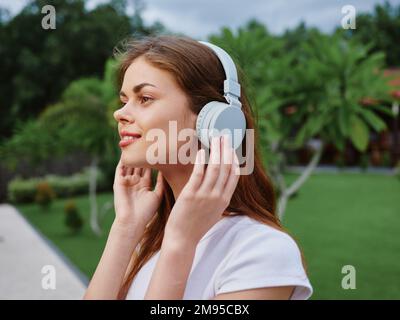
[196,41,246,150]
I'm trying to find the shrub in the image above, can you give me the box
[8,176,40,203]
[64,199,84,233]
[45,173,90,197]
[334,153,346,169]
[7,167,107,203]
[396,160,400,180]
[34,181,56,210]
[381,150,391,167]
[359,153,369,171]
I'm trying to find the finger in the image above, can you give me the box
[133,167,140,176]
[154,171,164,198]
[122,165,130,176]
[123,167,129,176]
[140,168,152,188]
[118,160,125,176]
[213,134,233,191]
[117,162,127,179]
[224,149,241,195]
[143,168,151,181]
[186,148,206,190]
[200,136,221,191]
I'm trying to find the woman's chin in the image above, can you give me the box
[120,155,145,168]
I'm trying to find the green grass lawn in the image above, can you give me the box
[16,172,400,299]
[284,172,400,299]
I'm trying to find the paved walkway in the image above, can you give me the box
[0,204,87,299]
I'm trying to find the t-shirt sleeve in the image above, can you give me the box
[214,226,313,300]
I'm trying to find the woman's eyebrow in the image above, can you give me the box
[119,82,157,97]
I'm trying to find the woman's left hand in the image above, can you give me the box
[163,134,240,248]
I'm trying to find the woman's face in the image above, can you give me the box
[114,56,198,169]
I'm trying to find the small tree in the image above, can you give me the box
[64,199,84,233]
[34,181,56,210]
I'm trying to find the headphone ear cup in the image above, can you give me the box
[210,105,246,150]
[196,101,246,150]
[196,101,221,149]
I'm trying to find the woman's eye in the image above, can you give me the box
[140,96,153,104]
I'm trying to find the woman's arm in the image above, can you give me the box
[145,135,240,299]
[213,286,295,300]
[144,236,296,300]
[83,160,164,300]
[83,220,146,300]
[144,237,197,299]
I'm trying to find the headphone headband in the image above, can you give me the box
[198,41,242,108]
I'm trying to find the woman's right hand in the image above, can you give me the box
[113,159,164,229]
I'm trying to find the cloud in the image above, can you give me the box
[0,0,27,15]
[1,0,400,37]
[140,0,400,36]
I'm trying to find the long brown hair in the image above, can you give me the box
[114,35,303,299]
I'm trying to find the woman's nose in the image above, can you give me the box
[113,103,134,124]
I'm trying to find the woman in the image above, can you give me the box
[84,35,313,300]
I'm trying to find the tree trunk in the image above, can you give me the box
[277,140,324,220]
[89,155,102,236]
[99,200,113,224]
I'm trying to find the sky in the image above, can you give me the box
[1,0,400,38]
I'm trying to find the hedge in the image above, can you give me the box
[7,167,108,203]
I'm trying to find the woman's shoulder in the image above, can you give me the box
[225,214,297,247]
[222,214,305,271]
[215,213,313,299]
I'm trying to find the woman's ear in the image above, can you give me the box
[189,110,198,129]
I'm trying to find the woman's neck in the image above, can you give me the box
[159,163,231,218]
[160,163,194,200]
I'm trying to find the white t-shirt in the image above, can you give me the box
[126,214,313,300]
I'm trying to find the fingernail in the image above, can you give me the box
[224,134,230,145]
[211,136,218,146]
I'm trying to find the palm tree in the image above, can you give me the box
[209,23,392,219]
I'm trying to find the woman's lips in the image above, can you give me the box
[119,137,141,148]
